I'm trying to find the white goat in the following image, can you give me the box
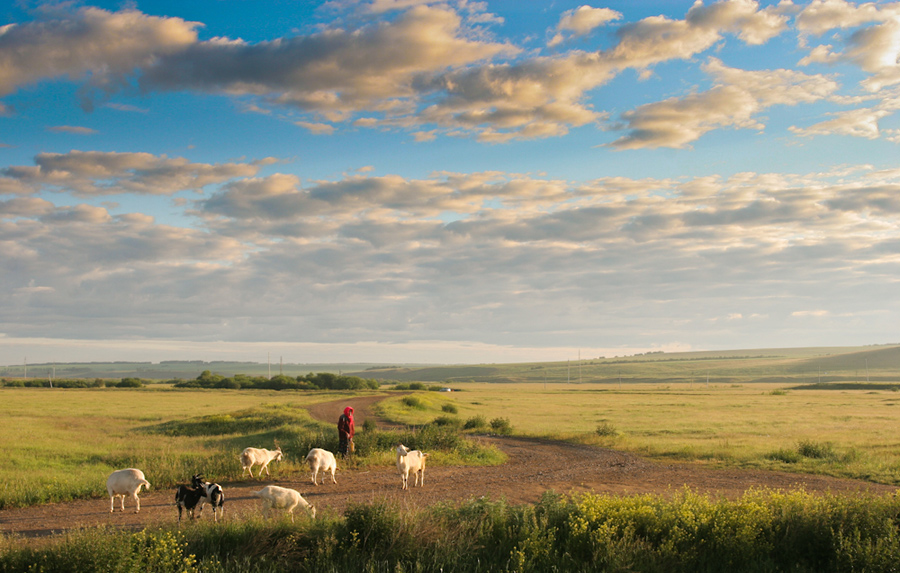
[240,446,283,478]
[305,448,337,486]
[395,444,429,490]
[106,468,151,513]
[252,485,316,522]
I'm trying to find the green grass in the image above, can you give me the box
[4,489,900,572]
[427,381,900,485]
[0,387,503,509]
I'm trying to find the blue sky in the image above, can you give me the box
[2,0,900,365]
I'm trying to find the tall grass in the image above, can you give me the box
[4,489,900,572]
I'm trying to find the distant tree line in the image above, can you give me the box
[172,370,379,390]
[1,377,144,388]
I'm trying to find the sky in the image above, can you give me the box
[2,0,900,366]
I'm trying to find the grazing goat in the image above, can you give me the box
[305,448,337,486]
[106,468,151,513]
[192,474,225,522]
[240,445,283,478]
[175,481,206,522]
[395,444,429,490]
[252,485,315,522]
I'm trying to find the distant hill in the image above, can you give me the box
[3,344,897,384]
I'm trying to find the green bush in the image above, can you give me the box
[441,403,458,414]
[489,417,512,434]
[797,439,835,459]
[401,396,425,409]
[430,415,461,428]
[463,415,487,430]
[595,422,618,437]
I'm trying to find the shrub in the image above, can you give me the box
[489,417,512,434]
[595,422,618,437]
[463,415,487,430]
[116,377,144,388]
[797,439,835,459]
[441,403,458,414]
[401,396,424,409]
[430,415,461,428]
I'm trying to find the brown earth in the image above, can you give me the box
[2,394,896,542]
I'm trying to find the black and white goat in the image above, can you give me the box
[192,474,225,522]
[175,476,206,522]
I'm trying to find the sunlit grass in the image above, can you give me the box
[0,387,364,509]
[426,382,900,484]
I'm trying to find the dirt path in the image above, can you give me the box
[2,394,896,541]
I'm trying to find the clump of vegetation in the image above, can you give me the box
[489,417,512,435]
[401,396,425,409]
[769,388,788,395]
[463,415,487,431]
[430,415,461,428]
[797,439,835,459]
[7,490,900,572]
[393,382,429,391]
[768,448,801,464]
[441,403,458,414]
[595,422,618,437]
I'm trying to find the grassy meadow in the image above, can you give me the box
[4,353,900,571]
[0,387,365,509]
[378,381,900,484]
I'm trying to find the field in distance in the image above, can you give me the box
[4,343,899,384]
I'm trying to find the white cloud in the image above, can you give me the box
[0,151,266,196]
[549,6,621,47]
[4,160,900,355]
[0,7,199,108]
[611,58,838,149]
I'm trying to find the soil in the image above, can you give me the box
[2,394,896,543]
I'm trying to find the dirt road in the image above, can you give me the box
[2,394,895,540]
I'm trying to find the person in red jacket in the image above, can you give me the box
[337,406,354,458]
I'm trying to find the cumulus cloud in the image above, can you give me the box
[140,5,516,121]
[790,106,890,139]
[0,151,267,196]
[796,0,900,91]
[4,159,900,351]
[0,7,199,109]
[549,6,621,47]
[611,59,838,149]
[0,1,805,143]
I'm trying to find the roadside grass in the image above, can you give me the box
[4,489,900,572]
